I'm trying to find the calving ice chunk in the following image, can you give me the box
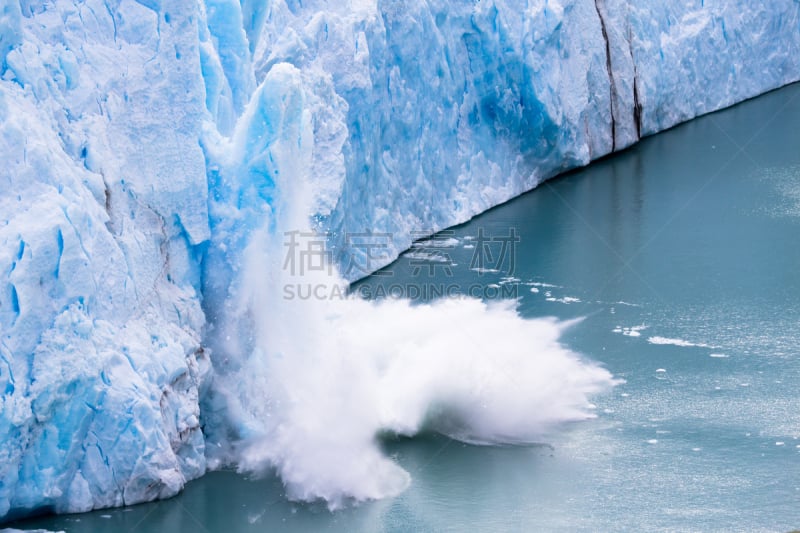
[1,0,799,521]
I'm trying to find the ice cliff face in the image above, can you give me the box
[207,0,800,277]
[0,0,211,519]
[1,0,799,521]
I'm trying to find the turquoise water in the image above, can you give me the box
[10,83,800,532]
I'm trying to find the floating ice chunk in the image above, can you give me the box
[527,282,562,289]
[413,237,460,248]
[613,325,648,337]
[404,251,453,263]
[647,336,712,348]
[546,296,582,304]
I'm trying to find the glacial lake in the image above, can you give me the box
[10,82,800,532]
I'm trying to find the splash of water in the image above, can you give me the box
[204,63,617,509]
[209,235,615,509]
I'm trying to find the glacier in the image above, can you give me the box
[1,0,799,521]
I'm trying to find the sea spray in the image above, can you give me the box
[202,63,618,509]
[214,236,617,509]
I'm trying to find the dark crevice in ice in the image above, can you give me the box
[633,74,642,139]
[594,0,617,152]
[626,24,643,139]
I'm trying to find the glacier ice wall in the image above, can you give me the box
[1,0,799,521]
[237,0,800,276]
[0,0,212,519]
